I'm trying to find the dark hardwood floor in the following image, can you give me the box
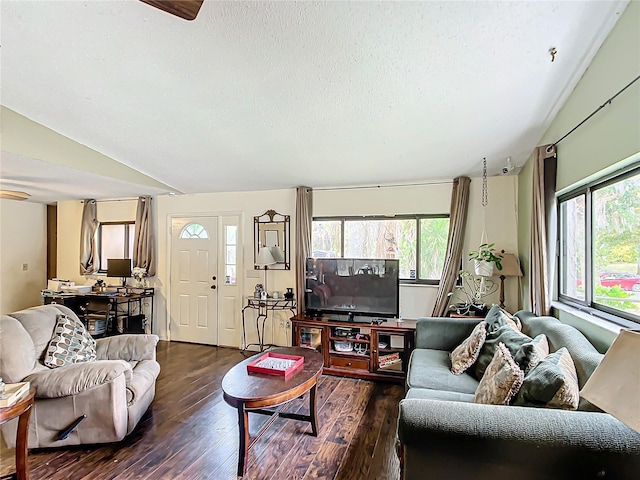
[0,341,404,479]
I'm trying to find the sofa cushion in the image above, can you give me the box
[450,321,487,375]
[8,305,69,360]
[406,387,475,403]
[514,334,549,374]
[407,349,479,394]
[474,343,524,405]
[474,324,531,380]
[513,347,580,410]
[44,314,97,368]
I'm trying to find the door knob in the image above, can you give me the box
[211,285,216,289]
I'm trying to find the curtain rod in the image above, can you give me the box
[81,197,150,203]
[552,74,640,147]
[315,180,454,192]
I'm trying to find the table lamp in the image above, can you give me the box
[497,253,523,309]
[581,329,640,433]
[256,246,276,297]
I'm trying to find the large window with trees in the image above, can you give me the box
[558,165,640,325]
[312,215,450,284]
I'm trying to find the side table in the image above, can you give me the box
[241,296,296,352]
[0,387,36,480]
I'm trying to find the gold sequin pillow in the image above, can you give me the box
[450,321,487,375]
[473,343,524,405]
[44,314,97,368]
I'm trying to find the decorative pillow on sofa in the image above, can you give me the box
[514,334,549,374]
[450,321,487,375]
[484,305,522,332]
[474,323,531,380]
[44,314,97,368]
[512,347,579,410]
[473,343,524,405]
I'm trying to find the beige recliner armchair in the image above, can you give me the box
[0,304,160,448]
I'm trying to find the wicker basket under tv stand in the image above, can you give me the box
[290,314,416,383]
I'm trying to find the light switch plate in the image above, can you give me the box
[247,269,260,279]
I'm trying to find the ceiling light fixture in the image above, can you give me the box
[0,190,31,201]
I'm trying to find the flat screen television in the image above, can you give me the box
[305,258,399,323]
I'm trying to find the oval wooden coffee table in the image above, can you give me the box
[222,347,323,477]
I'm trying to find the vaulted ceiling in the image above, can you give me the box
[0,0,629,203]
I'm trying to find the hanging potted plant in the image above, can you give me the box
[468,243,503,276]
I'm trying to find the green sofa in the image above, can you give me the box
[397,310,640,479]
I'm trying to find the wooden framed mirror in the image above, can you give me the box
[254,210,290,270]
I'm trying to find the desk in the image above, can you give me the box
[241,296,296,352]
[0,387,36,480]
[43,288,154,336]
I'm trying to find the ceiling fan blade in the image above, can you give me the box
[140,0,204,21]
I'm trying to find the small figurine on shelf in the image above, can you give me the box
[284,287,294,300]
[254,284,264,299]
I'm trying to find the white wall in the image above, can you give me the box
[0,199,47,313]
[314,175,520,318]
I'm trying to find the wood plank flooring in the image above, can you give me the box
[0,341,405,480]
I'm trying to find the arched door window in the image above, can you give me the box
[180,223,209,239]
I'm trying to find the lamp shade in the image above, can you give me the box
[256,246,276,267]
[499,253,523,277]
[270,245,285,263]
[580,329,640,433]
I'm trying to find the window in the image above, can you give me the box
[98,222,134,273]
[558,166,640,325]
[180,223,209,239]
[224,225,237,285]
[312,215,450,284]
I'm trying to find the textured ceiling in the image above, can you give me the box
[0,0,628,198]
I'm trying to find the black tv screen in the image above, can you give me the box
[305,258,399,320]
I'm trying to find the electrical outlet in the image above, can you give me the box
[22,263,28,271]
[286,320,291,329]
[279,319,285,329]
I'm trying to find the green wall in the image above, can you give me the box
[517,1,640,347]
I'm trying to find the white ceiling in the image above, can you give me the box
[0,0,628,201]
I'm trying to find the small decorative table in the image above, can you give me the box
[0,387,36,480]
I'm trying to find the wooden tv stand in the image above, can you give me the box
[290,314,416,383]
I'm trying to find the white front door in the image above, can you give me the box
[170,217,218,345]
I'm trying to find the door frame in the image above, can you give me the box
[165,211,244,344]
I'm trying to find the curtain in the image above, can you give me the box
[431,176,471,317]
[133,196,156,276]
[529,145,557,316]
[79,199,99,275]
[295,186,313,315]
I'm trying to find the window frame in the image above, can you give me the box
[557,164,640,327]
[97,221,135,274]
[312,214,450,285]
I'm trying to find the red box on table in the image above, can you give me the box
[246,352,305,378]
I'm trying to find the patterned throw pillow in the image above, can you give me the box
[473,343,524,405]
[514,334,549,374]
[44,314,97,368]
[474,323,532,380]
[512,347,580,410]
[450,321,487,375]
